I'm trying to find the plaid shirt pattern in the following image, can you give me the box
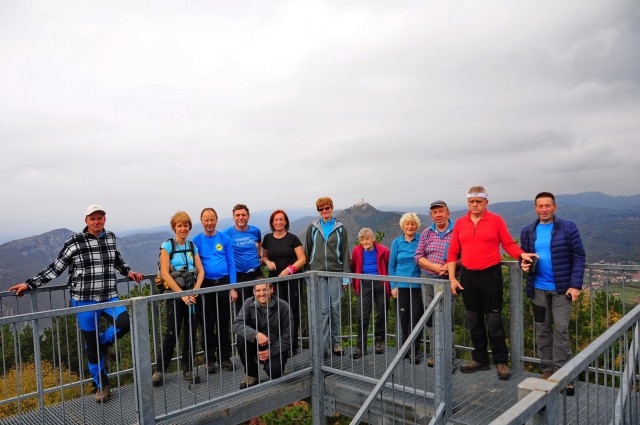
[414,225,453,277]
[26,228,132,302]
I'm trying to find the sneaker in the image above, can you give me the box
[496,363,511,380]
[563,382,575,396]
[540,371,553,380]
[374,341,385,354]
[221,359,234,371]
[207,362,219,374]
[332,343,343,355]
[152,371,163,387]
[460,360,490,374]
[94,385,110,403]
[183,371,201,383]
[352,347,363,359]
[239,375,258,389]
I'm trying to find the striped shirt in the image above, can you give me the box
[26,228,132,302]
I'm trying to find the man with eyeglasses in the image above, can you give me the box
[447,186,535,381]
[305,197,350,357]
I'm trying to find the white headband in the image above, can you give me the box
[467,192,488,199]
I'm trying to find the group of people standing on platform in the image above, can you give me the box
[304,189,585,398]
[151,204,306,391]
[9,185,586,401]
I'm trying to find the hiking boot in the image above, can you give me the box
[374,340,385,354]
[460,360,490,374]
[183,371,201,383]
[496,363,511,380]
[152,371,163,387]
[95,385,110,403]
[221,359,234,371]
[207,362,219,374]
[352,347,363,359]
[332,343,343,355]
[239,375,258,389]
[540,370,553,380]
[563,382,575,396]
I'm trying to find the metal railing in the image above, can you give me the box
[492,302,640,425]
[0,275,313,424]
[1,263,639,424]
[343,276,453,425]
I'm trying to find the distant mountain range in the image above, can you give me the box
[1,192,639,294]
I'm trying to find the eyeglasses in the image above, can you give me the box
[317,206,331,212]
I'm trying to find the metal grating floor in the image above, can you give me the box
[0,346,628,424]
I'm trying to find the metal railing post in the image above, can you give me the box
[509,261,524,373]
[308,271,326,425]
[131,297,155,425]
[29,294,45,411]
[433,279,453,421]
[519,378,559,425]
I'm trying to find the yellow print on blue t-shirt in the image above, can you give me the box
[216,243,223,251]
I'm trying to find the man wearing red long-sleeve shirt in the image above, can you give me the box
[447,186,535,380]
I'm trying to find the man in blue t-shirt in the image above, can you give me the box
[520,192,585,396]
[193,207,237,372]
[222,204,262,311]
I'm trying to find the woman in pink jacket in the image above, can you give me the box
[350,228,390,359]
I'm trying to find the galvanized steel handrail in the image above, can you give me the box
[349,283,450,424]
[491,302,640,425]
[2,263,639,424]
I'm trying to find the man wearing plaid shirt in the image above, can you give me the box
[10,205,144,403]
[414,200,458,368]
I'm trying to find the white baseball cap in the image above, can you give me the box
[85,204,106,216]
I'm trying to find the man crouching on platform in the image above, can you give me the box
[233,282,291,389]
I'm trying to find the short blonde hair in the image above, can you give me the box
[170,211,192,231]
[315,197,334,210]
[399,212,421,229]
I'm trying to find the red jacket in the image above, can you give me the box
[350,242,391,297]
[447,210,523,270]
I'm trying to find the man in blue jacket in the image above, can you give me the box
[520,192,585,396]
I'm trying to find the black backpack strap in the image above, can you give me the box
[168,238,177,261]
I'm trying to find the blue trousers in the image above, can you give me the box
[72,298,129,390]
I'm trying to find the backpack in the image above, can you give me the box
[154,238,196,293]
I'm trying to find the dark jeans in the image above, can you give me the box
[460,264,509,364]
[237,337,289,379]
[157,297,198,372]
[355,280,387,349]
[397,287,424,354]
[200,276,233,363]
[275,278,301,352]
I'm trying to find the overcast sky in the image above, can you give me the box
[1,0,639,242]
